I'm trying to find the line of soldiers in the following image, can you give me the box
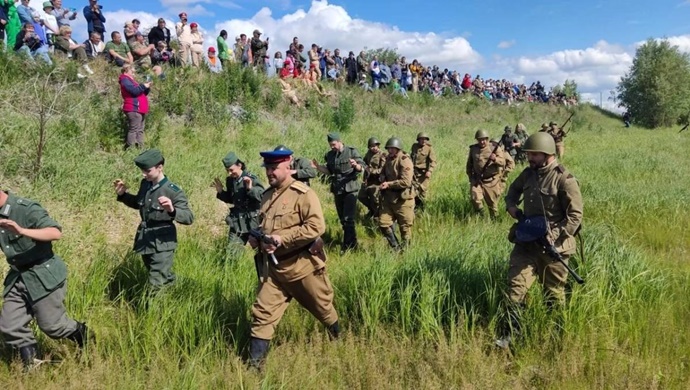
[0,121,580,370]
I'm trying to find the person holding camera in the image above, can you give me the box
[250,29,268,72]
[119,64,151,149]
[14,22,52,65]
[83,0,105,41]
[50,0,78,28]
[175,12,192,66]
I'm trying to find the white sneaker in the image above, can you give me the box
[83,64,94,75]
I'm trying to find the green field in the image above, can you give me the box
[1,57,689,389]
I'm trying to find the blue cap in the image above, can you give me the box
[260,148,293,166]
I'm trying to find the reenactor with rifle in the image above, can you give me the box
[466,130,506,218]
[410,132,437,212]
[514,123,529,163]
[212,151,265,257]
[500,126,518,160]
[491,138,515,193]
[247,147,338,369]
[379,137,415,251]
[358,137,387,219]
[312,133,365,254]
[495,132,583,349]
[547,121,567,159]
[274,145,317,186]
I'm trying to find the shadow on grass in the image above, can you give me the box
[107,251,148,310]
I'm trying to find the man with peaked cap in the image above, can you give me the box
[410,132,437,212]
[379,137,415,251]
[312,132,365,254]
[273,145,317,186]
[212,152,264,257]
[466,129,506,219]
[247,147,338,369]
[113,149,194,288]
[358,137,386,219]
[0,189,89,370]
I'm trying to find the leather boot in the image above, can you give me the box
[19,343,43,371]
[327,321,340,340]
[381,228,400,251]
[66,322,91,348]
[248,337,270,370]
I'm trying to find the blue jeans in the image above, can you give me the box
[17,45,53,66]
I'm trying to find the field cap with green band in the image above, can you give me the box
[134,149,164,170]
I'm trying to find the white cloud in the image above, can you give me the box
[497,40,515,49]
[212,0,482,70]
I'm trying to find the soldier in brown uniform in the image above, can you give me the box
[410,132,437,212]
[247,147,339,368]
[379,137,415,251]
[491,138,515,194]
[358,137,386,218]
[495,132,583,349]
[547,121,566,159]
[466,130,506,218]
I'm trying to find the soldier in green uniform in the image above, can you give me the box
[114,149,195,288]
[312,132,365,253]
[495,132,583,349]
[379,137,415,251]
[491,137,515,194]
[358,137,386,219]
[410,132,437,212]
[466,129,506,218]
[273,145,317,186]
[212,152,264,255]
[0,190,89,370]
[514,123,529,164]
[500,126,518,160]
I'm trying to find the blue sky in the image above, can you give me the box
[30,0,690,108]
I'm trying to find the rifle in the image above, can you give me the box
[514,211,584,285]
[561,111,576,136]
[249,228,279,266]
[474,142,502,183]
[679,124,689,133]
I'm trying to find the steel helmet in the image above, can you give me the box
[541,123,549,130]
[474,129,490,139]
[416,132,430,140]
[523,132,556,155]
[385,137,403,150]
[367,137,381,147]
[516,123,526,131]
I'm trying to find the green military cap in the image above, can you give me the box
[222,151,240,168]
[327,132,341,142]
[134,149,164,170]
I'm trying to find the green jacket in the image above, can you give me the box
[0,192,67,302]
[117,176,194,254]
[291,157,317,185]
[324,146,365,194]
[217,36,230,60]
[216,171,264,234]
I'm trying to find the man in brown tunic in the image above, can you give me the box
[466,130,505,218]
[496,132,583,349]
[410,132,437,212]
[379,137,415,251]
[247,147,339,369]
[358,137,386,219]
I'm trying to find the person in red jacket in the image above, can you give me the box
[119,64,151,149]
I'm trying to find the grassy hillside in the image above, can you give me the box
[1,56,689,389]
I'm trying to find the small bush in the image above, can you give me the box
[332,95,355,132]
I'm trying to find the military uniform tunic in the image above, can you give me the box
[250,179,338,340]
[379,152,415,243]
[117,177,194,287]
[514,130,529,163]
[0,193,79,348]
[290,157,318,186]
[323,145,365,250]
[504,160,583,304]
[466,144,506,217]
[357,149,386,216]
[410,143,437,203]
[546,126,566,158]
[216,171,264,245]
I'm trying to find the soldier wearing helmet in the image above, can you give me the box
[547,121,566,158]
[378,137,415,251]
[358,137,387,219]
[273,145,317,186]
[496,131,583,349]
[466,129,506,218]
[513,123,529,163]
[410,132,437,212]
[490,137,514,193]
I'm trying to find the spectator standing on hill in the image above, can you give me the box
[495,132,583,350]
[123,21,136,46]
[308,43,320,80]
[113,149,194,289]
[312,133,365,254]
[466,129,506,219]
[1,0,22,49]
[217,30,229,67]
[410,132,437,212]
[83,0,104,40]
[344,51,357,85]
[118,64,150,149]
[212,152,264,259]
[148,18,170,50]
[250,29,267,72]
[39,2,59,44]
[356,50,367,81]
[189,22,203,68]
[246,147,338,370]
[16,0,35,25]
[175,12,192,66]
[0,189,90,371]
[51,0,77,28]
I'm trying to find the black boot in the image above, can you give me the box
[248,337,270,370]
[327,321,340,340]
[19,343,42,371]
[381,228,400,251]
[66,322,91,348]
